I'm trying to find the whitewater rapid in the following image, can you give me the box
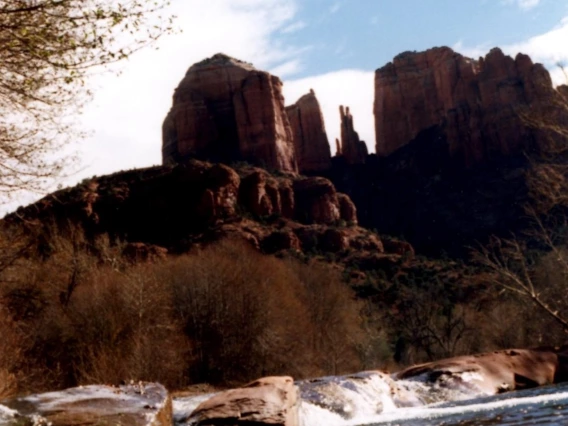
[174,372,568,426]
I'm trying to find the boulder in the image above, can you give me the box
[238,169,274,217]
[293,177,341,224]
[197,164,241,221]
[286,90,332,173]
[186,376,299,426]
[337,106,368,165]
[163,53,297,173]
[381,238,415,258]
[337,193,358,224]
[374,47,564,166]
[395,348,565,397]
[0,383,171,426]
[261,230,301,254]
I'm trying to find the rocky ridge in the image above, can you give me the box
[374,47,562,166]
[4,161,396,263]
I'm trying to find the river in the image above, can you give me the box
[174,377,568,425]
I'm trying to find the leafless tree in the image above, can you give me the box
[0,0,174,200]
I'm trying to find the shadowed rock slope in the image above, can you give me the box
[2,161,400,264]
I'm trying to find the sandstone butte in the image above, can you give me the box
[337,105,368,165]
[285,89,332,173]
[163,48,567,175]
[162,53,298,173]
[374,46,566,166]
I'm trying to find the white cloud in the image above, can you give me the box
[454,16,568,85]
[270,59,304,77]
[281,20,307,34]
[503,0,541,10]
[503,16,568,71]
[2,0,306,214]
[283,70,375,155]
[330,2,341,14]
[75,0,304,180]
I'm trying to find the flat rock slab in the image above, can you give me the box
[0,383,171,426]
[184,376,299,426]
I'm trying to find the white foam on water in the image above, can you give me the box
[297,372,400,425]
[394,372,491,405]
[173,393,216,424]
[299,400,348,426]
[0,403,17,420]
[309,388,568,426]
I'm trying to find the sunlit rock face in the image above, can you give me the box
[163,53,297,173]
[285,89,332,173]
[374,47,561,166]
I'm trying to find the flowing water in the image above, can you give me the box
[174,372,568,426]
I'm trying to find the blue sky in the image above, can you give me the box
[282,0,567,76]
[4,0,568,212]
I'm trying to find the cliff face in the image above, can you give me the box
[285,90,332,173]
[374,47,558,166]
[163,53,297,173]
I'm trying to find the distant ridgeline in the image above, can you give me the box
[161,48,568,255]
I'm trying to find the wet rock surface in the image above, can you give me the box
[0,383,171,426]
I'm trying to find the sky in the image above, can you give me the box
[5,0,568,213]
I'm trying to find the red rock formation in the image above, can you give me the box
[293,177,341,224]
[286,90,332,173]
[374,47,563,166]
[163,53,297,173]
[261,230,301,254]
[382,238,415,258]
[337,193,358,225]
[338,106,368,164]
[196,163,241,221]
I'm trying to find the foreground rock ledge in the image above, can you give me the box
[185,376,299,426]
[396,347,568,397]
[0,383,171,426]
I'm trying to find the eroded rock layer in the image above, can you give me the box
[163,53,297,173]
[285,90,332,173]
[5,161,379,261]
[374,47,560,166]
